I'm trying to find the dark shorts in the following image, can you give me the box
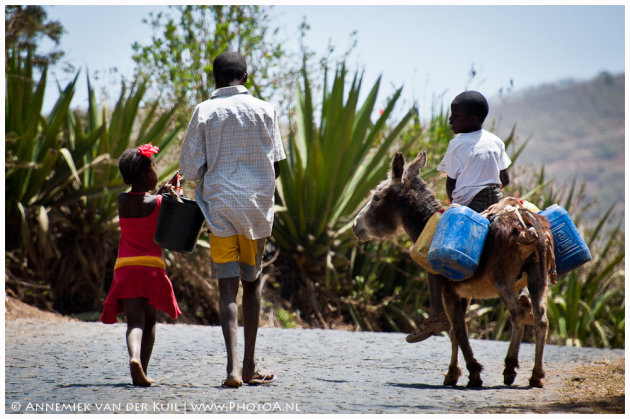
[467,185,502,213]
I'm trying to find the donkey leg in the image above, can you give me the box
[443,297,469,386]
[443,288,482,388]
[497,283,526,386]
[443,328,462,386]
[527,267,549,388]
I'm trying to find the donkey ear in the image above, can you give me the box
[403,151,427,182]
[391,152,405,183]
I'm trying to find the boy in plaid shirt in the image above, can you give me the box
[180,51,285,387]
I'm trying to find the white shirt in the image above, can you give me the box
[179,85,286,240]
[437,129,511,206]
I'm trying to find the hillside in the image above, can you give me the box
[487,72,624,223]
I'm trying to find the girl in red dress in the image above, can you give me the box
[100,143,181,386]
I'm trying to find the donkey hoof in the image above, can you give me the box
[443,376,458,386]
[443,366,462,386]
[466,378,483,388]
[503,372,517,386]
[529,377,544,388]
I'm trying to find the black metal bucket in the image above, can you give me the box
[154,193,205,253]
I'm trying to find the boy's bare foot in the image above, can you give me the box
[130,360,152,387]
[406,312,450,343]
[222,372,243,388]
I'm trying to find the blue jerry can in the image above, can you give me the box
[427,205,490,280]
[539,204,591,275]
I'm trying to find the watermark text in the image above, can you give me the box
[10,400,301,413]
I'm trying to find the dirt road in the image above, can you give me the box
[5,316,624,414]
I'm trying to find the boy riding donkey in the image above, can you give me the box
[407,90,534,343]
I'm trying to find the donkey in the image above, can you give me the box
[353,151,556,388]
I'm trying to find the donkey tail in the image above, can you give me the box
[524,209,557,287]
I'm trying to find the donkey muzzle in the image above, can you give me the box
[352,218,369,242]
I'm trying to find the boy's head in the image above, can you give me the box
[449,91,488,134]
[213,51,248,88]
[118,148,158,188]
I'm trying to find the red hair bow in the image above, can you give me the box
[137,143,160,158]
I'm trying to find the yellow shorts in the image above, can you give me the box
[209,234,266,282]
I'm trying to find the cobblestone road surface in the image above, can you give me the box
[5,318,624,414]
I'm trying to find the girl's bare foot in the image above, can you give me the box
[130,360,152,386]
[222,372,243,388]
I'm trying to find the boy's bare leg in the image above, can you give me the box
[219,276,242,387]
[406,273,450,343]
[241,276,266,382]
[123,298,152,386]
[427,273,445,318]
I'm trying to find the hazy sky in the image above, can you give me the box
[41,4,625,118]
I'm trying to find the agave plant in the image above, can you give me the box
[48,77,183,313]
[545,204,624,348]
[271,63,420,324]
[336,110,449,331]
[514,165,625,348]
[5,50,84,279]
[5,48,183,312]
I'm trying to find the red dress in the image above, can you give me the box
[100,195,181,324]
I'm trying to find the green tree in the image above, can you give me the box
[131,5,285,110]
[5,5,64,66]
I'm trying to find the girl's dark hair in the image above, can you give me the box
[118,148,151,185]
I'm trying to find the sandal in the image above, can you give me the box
[406,313,450,343]
[244,372,276,385]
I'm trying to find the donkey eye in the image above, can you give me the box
[372,195,380,202]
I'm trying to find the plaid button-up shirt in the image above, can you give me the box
[179,86,286,240]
